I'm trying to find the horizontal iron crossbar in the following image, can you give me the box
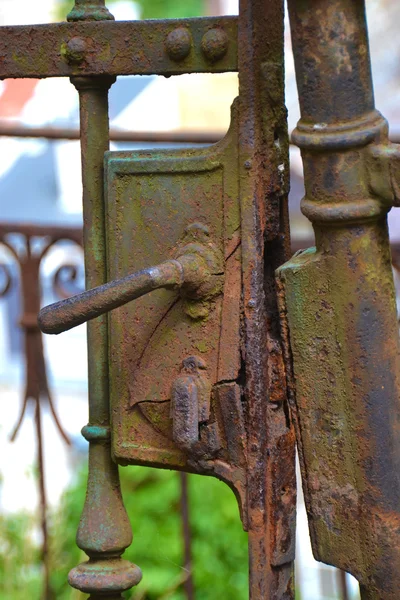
[0,124,224,144]
[0,17,238,79]
[2,124,400,146]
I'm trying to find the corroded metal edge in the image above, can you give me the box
[105,109,249,526]
[238,0,296,597]
[280,1,400,598]
[0,16,238,79]
[68,65,140,597]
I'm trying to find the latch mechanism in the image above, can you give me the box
[39,223,223,334]
[38,124,252,518]
[35,1,296,597]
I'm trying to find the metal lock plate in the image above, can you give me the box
[105,111,246,498]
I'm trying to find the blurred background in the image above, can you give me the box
[0,0,399,598]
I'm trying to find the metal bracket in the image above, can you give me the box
[104,110,249,519]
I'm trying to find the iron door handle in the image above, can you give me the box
[38,226,223,335]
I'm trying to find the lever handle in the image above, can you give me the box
[38,259,186,335]
[38,233,221,335]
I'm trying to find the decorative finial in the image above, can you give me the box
[67,0,114,22]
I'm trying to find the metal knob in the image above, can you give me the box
[38,225,223,335]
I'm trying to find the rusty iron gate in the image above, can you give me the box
[2,0,400,598]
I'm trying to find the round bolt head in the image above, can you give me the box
[201,28,229,63]
[64,37,87,64]
[165,27,192,62]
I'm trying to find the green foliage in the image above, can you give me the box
[121,468,249,599]
[136,0,204,20]
[0,464,248,599]
[0,512,42,600]
[56,0,204,20]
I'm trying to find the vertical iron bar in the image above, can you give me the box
[73,76,113,426]
[338,570,350,600]
[66,3,142,589]
[179,473,194,600]
[282,1,400,598]
[238,0,296,598]
[35,400,51,600]
[13,239,71,600]
[68,74,141,599]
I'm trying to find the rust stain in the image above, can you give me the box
[29,0,296,598]
[279,1,400,598]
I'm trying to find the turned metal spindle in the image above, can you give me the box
[67,4,141,598]
[67,0,114,22]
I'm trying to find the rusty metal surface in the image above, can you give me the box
[7,122,400,147]
[237,0,296,597]
[67,67,143,597]
[32,1,297,597]
[39,225,224,334]
[277,1,400,598]
[0,222,82,599]
[104,122,247,507]
[0,17,238,79]
[20,0,296,597]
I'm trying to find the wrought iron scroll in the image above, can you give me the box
[0,222,83,599]
[0,221,373,599]
[0,222,197,599]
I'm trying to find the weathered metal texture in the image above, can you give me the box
[39,225,224,334]
[67,55,142,597]
[67,0,114,22]
[237,0,296,597]
[0,222,82,599]
[104,118,249,514]
[5,122,400,147]
[0,17,238,79]
[31,0,297,597]
[277,1,400,598]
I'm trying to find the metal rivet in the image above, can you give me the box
[201,28,229,63]
[64,37,87,64]
[165,27,192,62]
[248,299,256,308]
[244,160,252,170]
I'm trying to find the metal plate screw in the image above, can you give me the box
[201,28,229,63]
[64,37,87,64]
[165,27,192,62]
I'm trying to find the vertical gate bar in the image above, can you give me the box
[66,5,141,598]
[68,72,142,600]
[68,73,142,598]
[238,0,296,598]
[22,247,53,600]
[282,0,400,598]
[179,473,194,600]
[35,399,50,600]
[338,570,350,600]
[71,74,114,428]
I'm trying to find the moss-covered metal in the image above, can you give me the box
[0,17,238,79]
[30,0,294,597]
[277,1,400,598]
